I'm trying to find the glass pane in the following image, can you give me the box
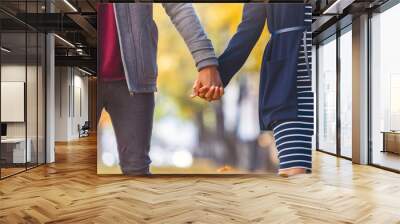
[371,4,400,171]
[38,32,45,165]
[1,30,27,177]
[339,29,352,158]
[318,37,337,154]
[26,0,39,169]
[27,31,38,169]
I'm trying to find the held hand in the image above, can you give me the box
[191,66,224,101]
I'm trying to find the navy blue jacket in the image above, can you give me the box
[218,4,308,130]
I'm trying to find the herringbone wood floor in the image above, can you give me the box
[1,136,400,224]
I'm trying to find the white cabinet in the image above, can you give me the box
[1,138,32,163]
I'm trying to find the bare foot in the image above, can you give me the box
[278,168,307,177]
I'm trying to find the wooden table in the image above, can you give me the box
[381,131,400,154]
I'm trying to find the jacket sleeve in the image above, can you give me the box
[163,3,218,71]
[218,4,267,87]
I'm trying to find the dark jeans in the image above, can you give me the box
[98,80,154,175]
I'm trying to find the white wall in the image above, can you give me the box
[55,67,89,141]
[72,73,89,138]
[55,66,69,141]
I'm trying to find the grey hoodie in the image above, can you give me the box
[113,3,218,93]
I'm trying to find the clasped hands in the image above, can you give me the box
[191,66,224,101]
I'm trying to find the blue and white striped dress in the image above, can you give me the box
[272,5,314,172]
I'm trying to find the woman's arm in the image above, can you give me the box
[218,4,267,87]
[163,3,219,71]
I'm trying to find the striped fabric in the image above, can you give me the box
[272,5,314,172]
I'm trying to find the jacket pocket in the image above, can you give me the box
[261,57,297,114]
[139,20,158,84]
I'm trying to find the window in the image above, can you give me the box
[339,28,352,158]
[0,1,47,179]
[370,3,400,171]
[317,36,337,154]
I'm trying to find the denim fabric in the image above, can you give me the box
[98,80,154,175]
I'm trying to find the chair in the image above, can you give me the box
[78,121,90,138]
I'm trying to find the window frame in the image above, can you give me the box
[315,24,353,161]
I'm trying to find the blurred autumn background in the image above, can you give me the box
[98,3,279,174]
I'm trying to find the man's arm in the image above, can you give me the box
[218,4,267,87]
[162,3,223,101]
